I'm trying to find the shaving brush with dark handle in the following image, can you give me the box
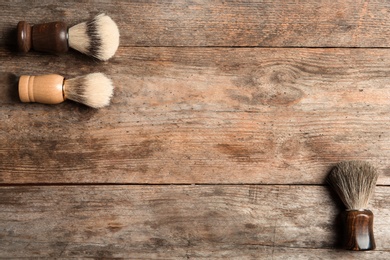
[327,161,379,251]
[16,14,120,61]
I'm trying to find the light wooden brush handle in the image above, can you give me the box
[342,210,375,251]
[19,74,65,104]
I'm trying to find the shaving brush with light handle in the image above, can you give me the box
[19,73,114,108]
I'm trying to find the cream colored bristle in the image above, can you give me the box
[64,73,114,108]
[68,14,120,61]
[327,161,379,210]
[68,22,89,56]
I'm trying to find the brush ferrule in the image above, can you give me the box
[17,21,69,53]
[342,209,375,251]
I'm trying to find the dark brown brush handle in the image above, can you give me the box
[17,21,69,53]
[342,210,375,251]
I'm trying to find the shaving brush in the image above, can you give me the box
[327,161,379,251]
[17,14,119,61]
[18,73,114,108]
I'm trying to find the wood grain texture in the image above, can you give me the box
[0,47,389,184]
[0,185,389,258]
[1,1,390,259]
[2,0,390,47]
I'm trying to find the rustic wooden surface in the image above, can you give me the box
[1,1,390,259]
[2,0,390,47]
[1,185,390,259]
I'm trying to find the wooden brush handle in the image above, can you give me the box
[17,21,69,53]
[19,74,65,105]
[342,210,375,251]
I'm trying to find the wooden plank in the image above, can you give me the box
[2,0,390,47]
[0,185,389,258]
[1,47,389,184]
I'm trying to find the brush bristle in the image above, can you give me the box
[327,161,379,210]
[64,73,114,108]
[68,14,120,61]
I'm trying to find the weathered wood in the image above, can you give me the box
[2,1,390,47]
[1,1,390,259]
[0,185,389,258]
[1,47,389,184]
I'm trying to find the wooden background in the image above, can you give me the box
[1,1,389,259]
